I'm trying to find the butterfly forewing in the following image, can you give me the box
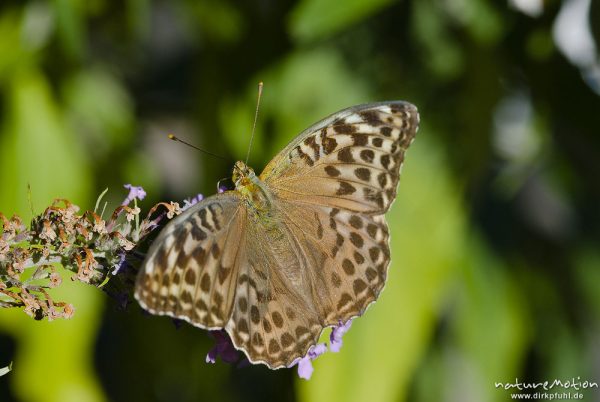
[261,102,419,214]
[135,193,246,328]
[135,101,419,369]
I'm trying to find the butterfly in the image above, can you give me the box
[135,101,419,368]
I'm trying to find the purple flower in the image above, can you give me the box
[295,343,327,380]
[121,184,147,206]
[329,319,353,353]
[111,251,127,275]
[206,330,240,364]
[182,194,204,211]
[218,184,228,193]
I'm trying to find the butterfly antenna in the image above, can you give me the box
[245,81,264,165]
[167,134,226,160]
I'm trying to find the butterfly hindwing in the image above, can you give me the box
[277,203,391,325]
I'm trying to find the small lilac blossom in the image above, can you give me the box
[122,184,147,206]
[218,184,228,193]
[111,251,127,275]
[295,343,327,380]
[206,330,240,364]
[329,319,353,353]
[182,194,204,211]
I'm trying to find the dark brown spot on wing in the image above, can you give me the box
[263,319,272,333]
[354,251,365,264]
[193,248,207,266]
[191,225,207,240]
[251,306,260,324]
[378,172,388,188]
[336,182,356,195]
[285,308,296,320]
[349,215,363,229]
[351,134,368,146]
[155,247,168,270]
[185,269,196,285]
[380,126,392,137]
[369,247,381,262]
[337,293,354,310]
[238,297,248,312]
[238,318,249,334]
[200,273,211,291]
[252,333,264,347]
[334,124,357,134]
[323,137,338,154]
[353,279,367,295]
[360,110,384,126]
[342,258,355,275]
[268,339,281,354]
[366,224,378,239]
[350,232,364,248]
[366,267,378,282]
[336,233,344,247]
[218,265,230,285]
[281,332,294,348]
[181,291,192,303]
[381,154,391,169]
[211,243,220,259]
[325,165,340,177]
[315,213,324,239]
[296,326,309,338]
[272,311,284,328]
[355,168,371,181]
[304,136,320,160]
[296,146,314,166]
[338,147,355,163]
[360,149,375,163]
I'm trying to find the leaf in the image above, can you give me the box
[0,67,92,218]
[289,0,394,43]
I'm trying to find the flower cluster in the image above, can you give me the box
[0,185,181,320]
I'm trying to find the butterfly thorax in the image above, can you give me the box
[233,160,274,215]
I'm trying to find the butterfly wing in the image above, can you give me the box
[135,193,247,329]
[257,101,419,330]
[276,203,391,325]
[261,101,419,214]
[224,219,323,368]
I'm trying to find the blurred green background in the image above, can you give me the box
[1,0,599,401]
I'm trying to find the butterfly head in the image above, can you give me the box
[233,161,256,189]
[233,160,274,211]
